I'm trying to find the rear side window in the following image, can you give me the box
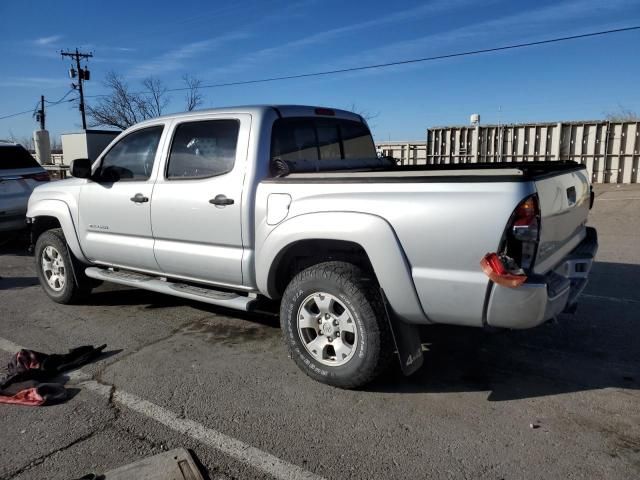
[167,120,240,179]
[0,145,40,170]
[340,121,377,159]
[96,126,163,182]
[271,118,376,162]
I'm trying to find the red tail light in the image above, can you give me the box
[511,195,539,241]
[480,252,527,288]
[24,172,50,182]
[503,194,540,271]
[481,194,541,287]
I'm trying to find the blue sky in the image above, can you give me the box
[1,0,640,143]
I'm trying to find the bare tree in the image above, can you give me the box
[348,103,380,122]
[87,71,206,129]
[604,105,639,122]
[183,74,203,111]
[142,77,169,118]
[86,72,147,130]
[7,130,34,150]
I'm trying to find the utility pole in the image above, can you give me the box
[61,48,93,130]
[36,95,45,129]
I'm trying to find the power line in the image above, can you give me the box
[31,100,40,118]
[45,89,75,106]
[0,99,73,122]
[0,108,36,121]
[144,25,640,94]
[2,24,640,120]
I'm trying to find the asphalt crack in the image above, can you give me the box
[2,314,213,479]
[2,409,116,480]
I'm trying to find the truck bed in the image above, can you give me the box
[265,160,586,183]
[258,159,591,327]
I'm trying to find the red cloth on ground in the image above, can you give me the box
[0,387,45,406]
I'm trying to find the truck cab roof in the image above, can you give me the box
[134,105,364,126]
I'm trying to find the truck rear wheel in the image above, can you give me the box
[35,228,94,304]
[280,261,393,389]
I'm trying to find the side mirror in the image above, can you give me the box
[70,158,92,178]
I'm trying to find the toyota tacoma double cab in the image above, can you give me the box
[27,105,598,388]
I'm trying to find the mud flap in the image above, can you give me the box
[381,289,424,376]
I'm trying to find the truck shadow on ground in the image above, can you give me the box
[368,322,638,401]
[2,251,637,402]
[84,285,282,328]
[370,261,640,401]
[82,286,189,309]
[0,276,39,290]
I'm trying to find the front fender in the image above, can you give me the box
[27,199,88,263]
[256,212,430,324]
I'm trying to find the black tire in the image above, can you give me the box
[35,228,94,304]
[280,261,393,389]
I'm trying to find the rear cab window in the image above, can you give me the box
[0,145,40,170]
[166,119,240,180]
[271,117,376,164]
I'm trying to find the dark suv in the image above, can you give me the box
[0,141,50,232]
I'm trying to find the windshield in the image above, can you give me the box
[0,145,40,170]
[271,117,376,162]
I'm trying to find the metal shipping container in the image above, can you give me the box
[377,121,640,184]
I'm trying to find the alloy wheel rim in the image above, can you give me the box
[297,292,358,367]
[41,245,66,292]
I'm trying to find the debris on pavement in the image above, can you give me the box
[0,344,107,406]
[0,383,66,406]
[72,448,205,480]
[7,344,107,377]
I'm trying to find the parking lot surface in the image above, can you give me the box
[1,184,639,479]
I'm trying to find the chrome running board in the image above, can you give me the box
[85,267,256,311]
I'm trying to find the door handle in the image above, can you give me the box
[130,193,149,203]
[209,194,234,206]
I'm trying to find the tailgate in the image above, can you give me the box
[534,167,590,274]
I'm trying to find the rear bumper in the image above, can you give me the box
[486,227,598,329]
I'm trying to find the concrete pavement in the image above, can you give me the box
[0,184,638,479]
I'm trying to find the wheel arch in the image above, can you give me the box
[256,211,429,324]
[269,239,374,298]
[28,199,88,263]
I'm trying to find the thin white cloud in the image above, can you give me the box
[92,57,137,65]
[77,43,137,53]
[205,0,487,78]
[129,31,250,77]
[467,0,632,35]
[34,35,63,46]
[315,0,637,78]
[0,77,69,88]
[204,0,635,83]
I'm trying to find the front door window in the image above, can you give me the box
[95,126,163,182]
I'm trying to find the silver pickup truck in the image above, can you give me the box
[27,105,598,388]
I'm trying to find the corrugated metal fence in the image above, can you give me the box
[377,121,640,183]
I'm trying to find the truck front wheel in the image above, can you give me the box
[280,261,393,389]
[35,228,94,304]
